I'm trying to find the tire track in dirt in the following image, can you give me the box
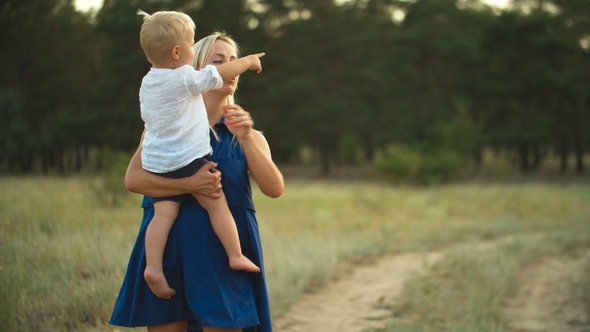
[504,250,590,332]
[273,237,590,332]
[272,251,443,332]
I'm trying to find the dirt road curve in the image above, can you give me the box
[273,248,590,332]
[272,252,443,332]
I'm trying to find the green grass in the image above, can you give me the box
[1,176,589,331]
[0,176,142,331]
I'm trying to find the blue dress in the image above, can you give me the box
[109,123,272,332]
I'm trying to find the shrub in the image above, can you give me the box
[419,148,469,184]
[374,144,422,183]
[92,148,131,207]
[375,145,470,184]
[338,133,363,165]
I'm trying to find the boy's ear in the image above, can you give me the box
[171,45,181,60]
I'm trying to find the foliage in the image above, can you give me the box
[375,143,470,184]
[1,0,589,175]
[0,90,33,171]
[418,147,470,184]
[0,0,102,172]
[91,148,132,207]
[375,144,422,183]
[338,133,364,165]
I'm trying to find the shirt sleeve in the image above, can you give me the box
[187,65,224,95]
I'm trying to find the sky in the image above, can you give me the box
[75,0,102,12]
[74,0,510,12]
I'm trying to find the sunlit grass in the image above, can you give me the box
[1,176,589,331]
[254,179,590,318]
[376,228,590,332]
[0,176,142,331]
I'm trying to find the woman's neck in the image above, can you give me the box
[203,93,227,127]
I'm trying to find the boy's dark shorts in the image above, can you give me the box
[150,156,210,204]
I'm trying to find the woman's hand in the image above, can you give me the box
[125,131,223,199]
[188,162,224,198]
[222,104,284,198]
[222,104,253,140]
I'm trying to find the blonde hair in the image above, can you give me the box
[192,31,242,143]
[137,9,195,64]
[192,31,241,105]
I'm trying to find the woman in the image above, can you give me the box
[109,31,284,332]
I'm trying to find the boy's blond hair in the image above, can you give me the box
[137,10,195,65]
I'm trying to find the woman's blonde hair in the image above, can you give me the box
[138,10,195,64]
[192,31,242,143]
[192,31,241,105]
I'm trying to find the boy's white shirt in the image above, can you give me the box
[140,64,223,173]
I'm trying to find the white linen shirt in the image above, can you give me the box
[140,64,223,173]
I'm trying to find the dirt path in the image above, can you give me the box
[504,250,590,332]
[273,244,590,332]
[272,251,443,332]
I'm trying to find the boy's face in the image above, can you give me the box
[178,29,195,66]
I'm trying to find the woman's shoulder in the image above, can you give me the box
[251,129,266,140]
[250,130,271,151]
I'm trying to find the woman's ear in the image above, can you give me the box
[171,45,181,60]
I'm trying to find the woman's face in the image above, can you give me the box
[206,39,238,96]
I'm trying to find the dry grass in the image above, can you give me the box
[254,178,590,318]
[1,175,589,331]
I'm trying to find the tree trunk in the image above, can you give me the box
[531,144,543,171]
[363,142,375,163]
[319,136,337,176]
[558,138,567,173]
[473,148,483,169]
[575,136,584,174]
[320,146,331,175]
[518,143,530,172]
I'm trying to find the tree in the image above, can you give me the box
[483,3,589,172]
[0,0,102,171]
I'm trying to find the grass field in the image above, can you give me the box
[0,175,589,331]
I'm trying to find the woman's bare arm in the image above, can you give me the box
[125,131,223,198]
[223,106,284,198]
[239,131,284,198]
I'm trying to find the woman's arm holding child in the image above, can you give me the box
[125,131,223,198]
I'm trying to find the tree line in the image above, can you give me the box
[1,0,589,175]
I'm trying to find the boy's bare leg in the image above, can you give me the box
[194,192,260,273]
[144,200,179,299]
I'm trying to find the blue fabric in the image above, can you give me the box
[109,123,272,331]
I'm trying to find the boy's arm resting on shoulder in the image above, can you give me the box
[125,131,222,198]
[216,53,265,80]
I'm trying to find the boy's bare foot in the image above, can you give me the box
[144,266,176,299]
[230,255,260,273]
